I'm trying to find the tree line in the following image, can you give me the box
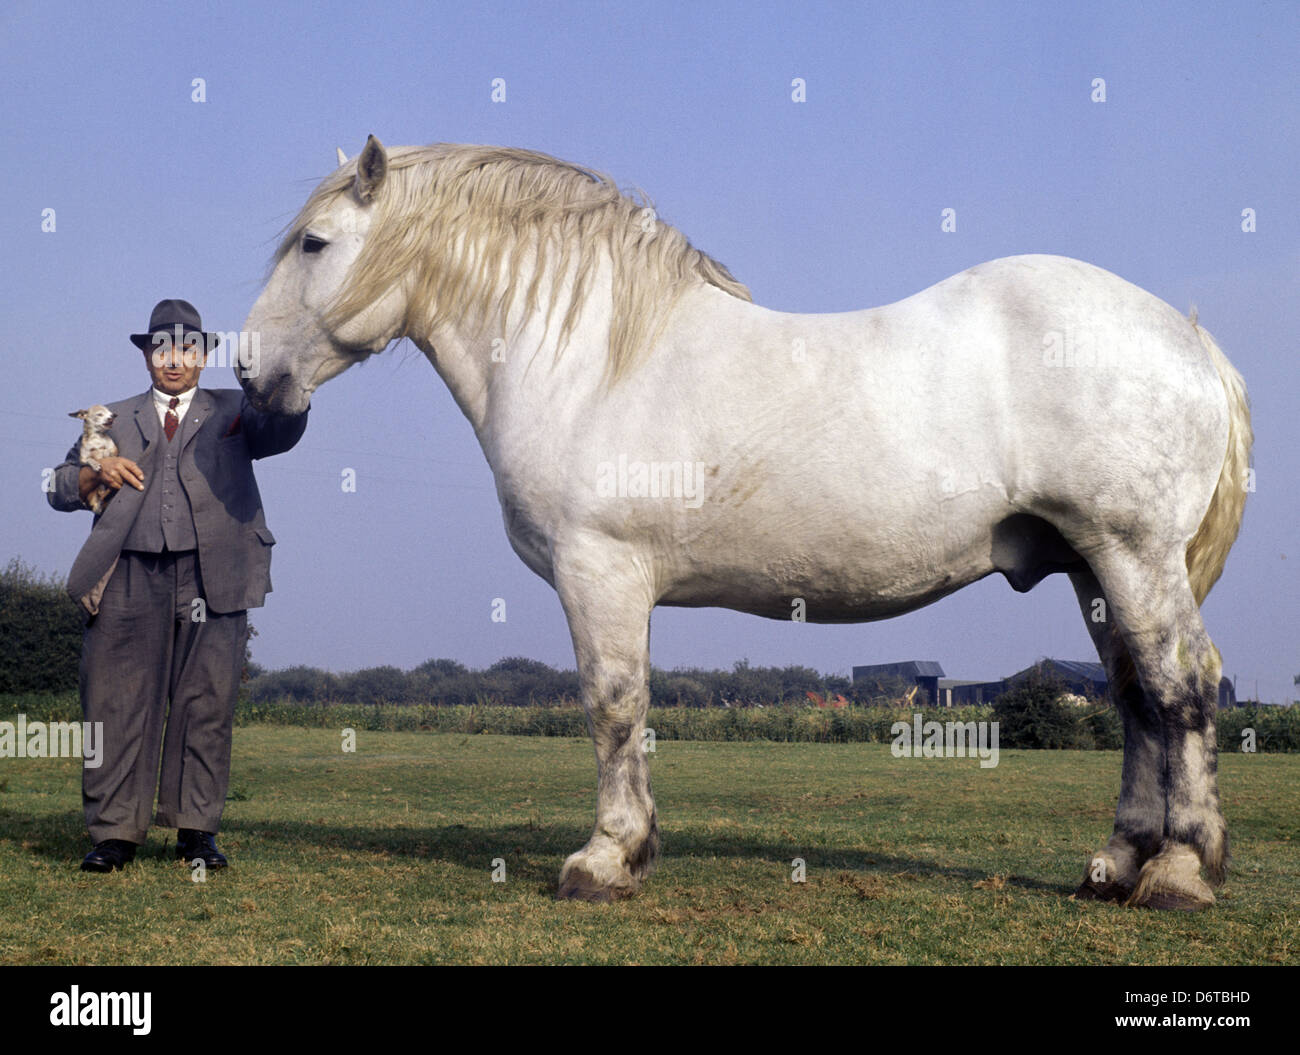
[241,656,913,708]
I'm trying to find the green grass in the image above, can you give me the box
[0,728,1295,964]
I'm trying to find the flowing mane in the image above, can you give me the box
[272,143,751,381]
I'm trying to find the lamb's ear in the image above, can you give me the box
[336,146,348,167]
[70,410,87,419]
[354,134,387,203]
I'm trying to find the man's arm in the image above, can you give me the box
[47,441,145,512]
[240,396,310,460]
[47,443,87,511]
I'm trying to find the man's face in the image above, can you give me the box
[144,332,207,395]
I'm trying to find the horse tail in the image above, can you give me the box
[1185,313,1253,606]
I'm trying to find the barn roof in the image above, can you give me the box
[852,660,946,679]
[1008,659,1107,684]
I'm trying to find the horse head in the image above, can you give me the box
[241,135,405,414]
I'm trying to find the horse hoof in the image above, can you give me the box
[1127,886,1214,912]
[1075,848,1138,904]
[1125,846,1216,911]
[556,864,638,902]
[1074,880,1133,904]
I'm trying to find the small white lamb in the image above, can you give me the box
[70,405,118,514]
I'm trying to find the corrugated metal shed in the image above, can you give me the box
[852,660,946,680]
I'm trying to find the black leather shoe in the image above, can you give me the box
[176,829,227,869]
[81,839,137,872]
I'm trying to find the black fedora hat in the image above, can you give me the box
[130,299,222,352]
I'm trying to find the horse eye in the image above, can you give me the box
[302,234,328,254]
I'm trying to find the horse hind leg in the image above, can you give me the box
[1069,568,1161,903]
[553,549,659,901]
[1077,550,1225,911]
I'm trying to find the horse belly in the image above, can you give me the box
[656,495,1004,622]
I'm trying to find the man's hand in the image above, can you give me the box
[79,456,144,503]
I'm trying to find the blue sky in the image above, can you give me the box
[3,1,1297,700]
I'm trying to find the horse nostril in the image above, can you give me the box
[242,371,290,412]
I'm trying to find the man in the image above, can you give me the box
[48,299,308,872]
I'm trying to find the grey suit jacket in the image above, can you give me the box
[49,388,309,615]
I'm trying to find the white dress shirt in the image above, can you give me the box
[152,385,197,428]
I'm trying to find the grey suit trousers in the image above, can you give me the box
[80,549,246,844]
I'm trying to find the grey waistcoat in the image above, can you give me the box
[121,398,198,552]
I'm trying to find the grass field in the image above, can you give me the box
[0,728,1296,965]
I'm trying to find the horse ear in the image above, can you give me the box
[354,134,388,203]
[336,146,348,167]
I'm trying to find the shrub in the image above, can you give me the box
[649,670,712,707]
[481,656,580,706]
[337,665,417,704]
[244,665,341,703]
[1078,700,1123,749]
[992,669,1091,749]
[0,559,82,694]
[845,673,916,705]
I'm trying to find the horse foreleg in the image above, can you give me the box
[553,551,658,901]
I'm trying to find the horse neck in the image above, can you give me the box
[409,252,614,448]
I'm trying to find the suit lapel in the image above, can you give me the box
[180,388,215,450]
[134,390,160,454]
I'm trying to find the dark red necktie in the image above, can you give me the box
[164,397,180,441]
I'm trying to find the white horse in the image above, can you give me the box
[242,136,1251,910]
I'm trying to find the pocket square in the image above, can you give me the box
[222,414,242,438]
